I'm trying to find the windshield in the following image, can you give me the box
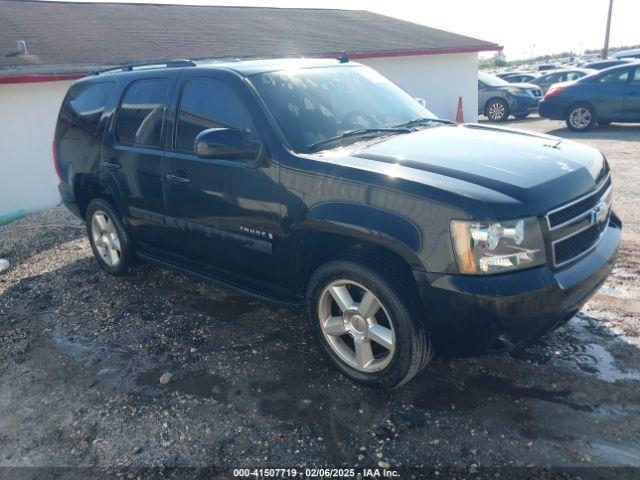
[250,66,436,152]
[478,72,509,87]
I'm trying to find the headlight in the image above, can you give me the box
[450,217,546,274]
[507,88,523,96]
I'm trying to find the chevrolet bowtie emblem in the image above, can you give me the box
[590,201,608,225]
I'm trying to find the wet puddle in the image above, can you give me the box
[573,343,640,382]
[135,368,229,401]
[412,372,590,412]
[468,376,592,412]
[582,309,616,320]
[518,316,640,383]
[586,442,640,467]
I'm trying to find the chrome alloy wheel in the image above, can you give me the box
[318,280,396,372]
[91,210,122,267]
[488,101,506,120]
[569,107,592,129]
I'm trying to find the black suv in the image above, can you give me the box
[55,58,621,388]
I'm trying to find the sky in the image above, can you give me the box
[58,0,640,60]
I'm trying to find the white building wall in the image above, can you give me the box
[359,52,479,123]
[0,80,73,218]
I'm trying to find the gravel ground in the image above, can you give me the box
[1,117,639,479]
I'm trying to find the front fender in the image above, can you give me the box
[302,202,423,268]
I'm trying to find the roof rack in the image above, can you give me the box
[91,59,196,76]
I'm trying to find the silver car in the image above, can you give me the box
[531,68,596,94]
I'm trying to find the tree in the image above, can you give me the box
[492,51,507,67]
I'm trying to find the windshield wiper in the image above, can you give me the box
[392,117,455,129]
[307,127,411,152]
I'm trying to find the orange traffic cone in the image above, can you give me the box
[455,96,464,123]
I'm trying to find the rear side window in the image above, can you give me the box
[60,81,114,137]
[598,70,629,84]
[630,68,640,84]
[115,79,169,147]
[175,78,255,152]
[544,73,562,83]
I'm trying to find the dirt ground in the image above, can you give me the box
[1,117,639,479]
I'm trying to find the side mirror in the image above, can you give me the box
[414,97,428,108]
[194,128,262,162]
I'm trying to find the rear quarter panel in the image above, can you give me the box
[55,79,119,203]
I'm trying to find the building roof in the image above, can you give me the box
[0,0,501,79]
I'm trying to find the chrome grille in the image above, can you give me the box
[547,175,612,267]
[547,177,611,230]
[546,174,611,230]
[554,222,607,265]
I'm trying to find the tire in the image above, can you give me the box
[85,198,134,276]
[566,103,596,131]
[306,258,432,388]
[485,98,510,122]
[514,112,529,119]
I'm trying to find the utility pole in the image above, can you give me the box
[603,0,614,59]
[529,44,535,63]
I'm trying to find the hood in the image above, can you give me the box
[343,124,606,218]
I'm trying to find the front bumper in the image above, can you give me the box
[414,213,621,356]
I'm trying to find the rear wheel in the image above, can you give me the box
[566,103,596,131]
[306,259,432,388]
[86,199,134,276]
[485,98,510,122]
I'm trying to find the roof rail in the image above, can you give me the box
[91,59,196,76]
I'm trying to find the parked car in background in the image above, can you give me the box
[502,72,539,83]
[536,64,558,72]
[478,72,543,121]
[614,49,640,60]
[531,68,596,94]
[584,59,634,70]
[54,57,621,387]
[576,54,601,66]
[539,63,640,131]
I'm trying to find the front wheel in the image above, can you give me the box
[306,259,432,388]
[485,99,510,122]
[566,103,596,131]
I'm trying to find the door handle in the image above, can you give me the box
[166,172,191,184]
[103,159,121,170]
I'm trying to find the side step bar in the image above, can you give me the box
[136,251,302,307]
